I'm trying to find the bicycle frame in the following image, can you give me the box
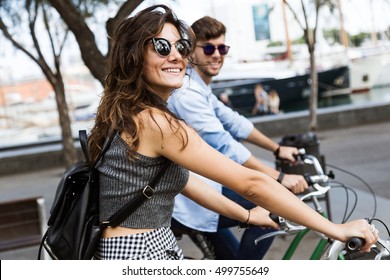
[281,201,345,260]
[268,151,346,260]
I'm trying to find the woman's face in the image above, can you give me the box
[143,23,188,98]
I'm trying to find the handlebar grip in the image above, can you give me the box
[269,213,280,224]
[292,148,306,162]
[303,173,313,185]
[346,237,365,253]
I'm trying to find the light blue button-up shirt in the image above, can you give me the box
[168,66,254,232]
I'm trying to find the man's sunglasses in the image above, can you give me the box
[197,44,230,56]
[151,38,192,58]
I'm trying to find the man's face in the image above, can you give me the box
[191,35,227,84]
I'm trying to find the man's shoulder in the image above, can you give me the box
[170,76,206,102]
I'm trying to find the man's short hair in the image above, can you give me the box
[191,16,226,41]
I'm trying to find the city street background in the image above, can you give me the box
[1,120,389,260]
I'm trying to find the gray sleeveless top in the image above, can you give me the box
[98,132,189,228]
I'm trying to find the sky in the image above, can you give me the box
[140,0,390,36]
[1,0,390,82]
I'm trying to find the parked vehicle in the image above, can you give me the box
[211,65,350,115]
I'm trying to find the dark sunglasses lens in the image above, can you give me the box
[202,45,215,55]
[176,39,192,57]
[154,39,171,56]
[218,45,229,55]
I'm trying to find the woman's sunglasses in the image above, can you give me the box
[151,38,192,58]
[197,44,230,56]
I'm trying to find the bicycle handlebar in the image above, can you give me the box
[256,149,333,243]
[325,225,390,260]
[346,237,365,253]
[261,149,390,260]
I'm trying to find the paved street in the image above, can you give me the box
[1,121,389,260]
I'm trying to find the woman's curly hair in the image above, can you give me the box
[88,4,195,162]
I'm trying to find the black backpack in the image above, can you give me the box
[38,130,169,260]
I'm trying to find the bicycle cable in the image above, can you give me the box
[326,163,377,218]
[370,218,390,237]
[318,182,360,259]
[329,181,358,223]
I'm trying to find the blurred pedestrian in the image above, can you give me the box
[252,84,269,116]
[268,89,280,114]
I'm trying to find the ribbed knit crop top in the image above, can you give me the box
[97,132,189,229]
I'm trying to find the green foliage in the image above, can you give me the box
[350,32,370,47]
[323,28,340,44]
[292,36,305,44]
[267,41,284,47]
[267,35,306,48]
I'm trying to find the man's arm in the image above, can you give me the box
[245,128,298,162]
[243,155,308,194]
[169,88,253,165]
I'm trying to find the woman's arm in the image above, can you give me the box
[181,174,278,229]
[139,110,376,251]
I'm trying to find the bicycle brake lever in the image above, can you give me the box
[254,222,306,245]
[375,239,390,259]
[254,230,289,245]
[300,183,331,201]
[323,240,345,260]
[278,217,306,233]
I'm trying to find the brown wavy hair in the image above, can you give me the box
[88,4,195,162]
[191,16,226,41]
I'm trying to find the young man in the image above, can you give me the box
[168,16,308,259]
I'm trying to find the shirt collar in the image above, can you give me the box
[186,65,213,96]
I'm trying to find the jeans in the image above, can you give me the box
[171,187,275,260]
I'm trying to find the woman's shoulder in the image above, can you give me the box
[138,107,184,133]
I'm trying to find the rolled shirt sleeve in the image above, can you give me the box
[168,70,253,164]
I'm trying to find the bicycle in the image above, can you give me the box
[172,149,331,260]
[256,148,390,260]
[324,220,390,260]
[172,224,217,260]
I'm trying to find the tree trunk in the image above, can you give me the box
[308,47,318,131]
[51,74,77,166]
[47,0,107,85]
[47,0,144,86]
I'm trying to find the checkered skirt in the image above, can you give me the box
[94,227,184,260]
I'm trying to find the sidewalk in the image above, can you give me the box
[1,121,389,260]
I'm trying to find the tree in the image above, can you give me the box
[283,0,336,131]
[0,0,144,166]
[0,0,76,165]
[47,0,144,86]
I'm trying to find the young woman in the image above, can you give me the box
[88,4,377,260]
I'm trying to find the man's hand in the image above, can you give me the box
[281,174,308,194]
[278,146,299,162]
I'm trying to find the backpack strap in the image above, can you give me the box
[79,129,116,167]
[79,130,90,164]
[101,159,171,228]
[92,130,116,167]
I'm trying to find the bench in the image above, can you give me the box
[0,197,46,253]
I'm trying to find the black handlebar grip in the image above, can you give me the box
[303,173,312,185]
[346,237,365,253]
[269,213,280,224]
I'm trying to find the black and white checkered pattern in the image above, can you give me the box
[94,227,184,260]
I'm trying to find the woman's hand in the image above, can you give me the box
[248,207,279,229]
[336,219,379,253]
